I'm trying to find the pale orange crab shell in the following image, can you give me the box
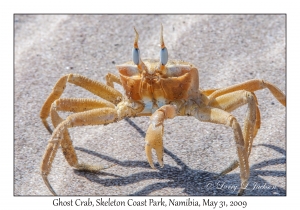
[116,59,200,102]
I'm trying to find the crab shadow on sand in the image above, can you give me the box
[74,118,286,196]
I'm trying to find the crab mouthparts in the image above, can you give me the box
[147,68,156,75]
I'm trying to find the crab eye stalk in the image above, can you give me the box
[133,27,141,65]
[160,24,168,66]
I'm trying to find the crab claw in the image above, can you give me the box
[145,123,164,169]
[145,105,177,169]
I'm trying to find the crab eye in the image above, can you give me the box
[132,48,140,65]
[160,47,168,65]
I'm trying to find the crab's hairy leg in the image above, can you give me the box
[191,106,249,195]
[209,90,260,177]
[252,93,261,138]
[48,105,79,181]
[210,90,260,139]
[52,98,115,114]
[208,79,286,107]
[40,75,68,134]
[50,98,115,128]
[67,74,122,104]
[40,74,122,133]
[40,108,119,195]
[49,98,116,168]
[41,138,60,195]
[145,105,177,169]
[201,88,219,96]
[105,73,122,88]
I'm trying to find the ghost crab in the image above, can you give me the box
[40,25,286,196]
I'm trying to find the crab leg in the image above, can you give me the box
[209,90,260,177]
[50,98,115,127]
[191,106,249,195]
[48,98,116,167]
[51,98,115,113]
[145,105,177,169]
[201,88,219,96]
[208,79,286,106]
[40,74,122,133]
[41,107,118,195]
[105,73,122,88]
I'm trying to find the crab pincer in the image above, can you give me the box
[145,105,177,169]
